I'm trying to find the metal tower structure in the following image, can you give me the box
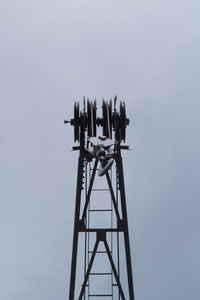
[65,97,135,300]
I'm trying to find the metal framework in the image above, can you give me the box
[65,97,135,299]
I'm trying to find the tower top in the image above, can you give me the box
[64,97,130,143]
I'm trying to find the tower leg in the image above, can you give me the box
[116,154,135,300]
[69,156,84,300]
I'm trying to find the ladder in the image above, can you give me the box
[83,161,121,299]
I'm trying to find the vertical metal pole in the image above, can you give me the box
[116,148,135,300]
[69,154,84,300]
[84,161,88,300]
[116,168,121,300]
[69,114,85,300]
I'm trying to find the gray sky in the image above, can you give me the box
[0,0,200,299]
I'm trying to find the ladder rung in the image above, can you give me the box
[89,209,112,212]
[90,272,112,276]
[89,294,113,297]
[88,250,112,254]
[92,188,109,191]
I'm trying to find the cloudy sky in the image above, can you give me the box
[1,0,200,299]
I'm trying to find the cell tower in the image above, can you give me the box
[65,97,135,299]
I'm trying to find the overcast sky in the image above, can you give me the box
[0,0,200,299]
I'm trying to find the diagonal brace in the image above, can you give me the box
[78,239,99,300]
[106,172,121,224]
[103,239,125,300]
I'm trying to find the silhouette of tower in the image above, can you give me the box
[65,98,135,299]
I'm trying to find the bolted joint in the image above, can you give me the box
[97,230,106,241]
